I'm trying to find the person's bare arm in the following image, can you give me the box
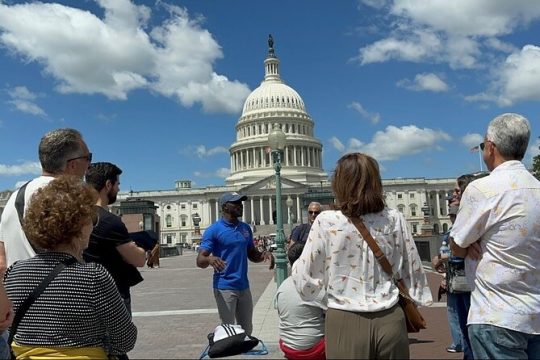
[0,242,6,278]
[196,249,226,271]
[117,241,146,267]
[449,237,468,258]
[247,247,275,269]
[0,282,12,332]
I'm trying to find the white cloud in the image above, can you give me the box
[485,38,517,53]
[355,0,540,69]
[335,125,451,161]
[355,29,442,65]
[496,45,540,106]
[181,145,228,158]
[461,133,484,149]
[0,1,250,114]
[195,145,228,158]
[6,86,46,116]
[0,161,41,176]
[9,86,37,100]
[390,0,540,37]
[329,136,345,152]
[465,45,540,106]
[397,72,449,92]
[194,167,230,178]
[359,0,390,10]
[347,101,381,124]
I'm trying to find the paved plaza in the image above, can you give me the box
[130,250,462,359]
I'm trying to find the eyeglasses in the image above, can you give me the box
[308,211,321,215]
[479,141,495,151]
[68,152,92,163]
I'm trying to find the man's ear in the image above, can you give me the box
[105,179,113,190]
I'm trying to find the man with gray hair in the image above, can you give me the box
[289,202,322,246]
[0,128,91,273]
[450,113,540,358]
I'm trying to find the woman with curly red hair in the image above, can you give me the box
[4,175,137,359]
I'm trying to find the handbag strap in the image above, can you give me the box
[14,181,41,254]
[349,217,394,277]
[7,257,77,346]
[349,217,414,300]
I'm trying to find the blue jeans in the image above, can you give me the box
[447,292,463,350]
[469,324,540,359]
[0,330,9,359]
[452,292,473,360]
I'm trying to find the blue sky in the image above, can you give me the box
[1,0,539,192]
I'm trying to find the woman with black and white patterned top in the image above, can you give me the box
[4,176,137,359]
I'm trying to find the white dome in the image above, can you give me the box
[242,81,306,115]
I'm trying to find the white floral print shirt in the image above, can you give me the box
[292,208,432,312]
[451,160,540,334]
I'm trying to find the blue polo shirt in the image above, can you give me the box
[200,218,254,291]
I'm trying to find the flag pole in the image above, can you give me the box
[478,148,483,172]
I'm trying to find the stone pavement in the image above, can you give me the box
[129,251,463,359]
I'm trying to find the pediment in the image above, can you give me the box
[240,176,307,194]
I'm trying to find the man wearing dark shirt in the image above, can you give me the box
[290,202,322,245]
[84,162,146,313]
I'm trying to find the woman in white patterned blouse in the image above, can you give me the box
[4,176,137,359]
[292,153,432,359]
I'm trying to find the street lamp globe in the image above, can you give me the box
[268,123,286,150]
[285,196,294,208]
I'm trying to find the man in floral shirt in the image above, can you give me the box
[451,113,540,359]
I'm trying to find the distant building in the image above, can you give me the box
[115,37,456,247]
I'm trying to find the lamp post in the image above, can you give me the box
[268,123,287,287]
[286,196,294,237]
[192,212,201,236]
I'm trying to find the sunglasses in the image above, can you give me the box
[479,140,495,151]
[68,152,93,163]
[308,211,321,215]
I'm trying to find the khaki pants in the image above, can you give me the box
[213,289,253,335]
[325,304,409,359]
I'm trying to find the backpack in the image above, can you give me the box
[207,324,259,358]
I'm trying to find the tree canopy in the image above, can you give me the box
[533,136,540,180]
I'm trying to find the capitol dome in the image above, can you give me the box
[226,36,327,187]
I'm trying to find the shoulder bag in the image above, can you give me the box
[7,257,77,359]
[350,217,426,333]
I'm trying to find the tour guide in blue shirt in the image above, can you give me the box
[197,192,274,335]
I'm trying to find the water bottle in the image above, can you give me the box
[439,240,450,258]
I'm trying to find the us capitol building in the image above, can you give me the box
[0,37,456,247]
[113,37,456,246]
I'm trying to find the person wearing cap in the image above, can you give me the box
[289,202,322,246]
[196,192,274,335]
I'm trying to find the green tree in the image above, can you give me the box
[533,136,540,180]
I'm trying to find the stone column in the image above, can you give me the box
[269,195,274,225]
[259,196,265,225]
[296,196,302,223]
[250,197,255,224]
[435,190,441,217]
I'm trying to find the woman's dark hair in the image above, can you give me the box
[332,153,385,217]
[287,242,305,266]
[457,174,476,195]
